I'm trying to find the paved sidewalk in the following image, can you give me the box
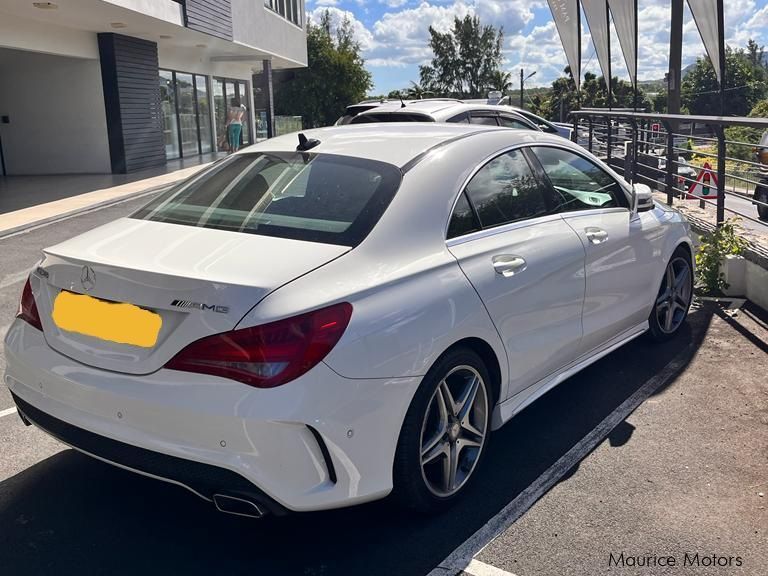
[0,156,220,237]
[473,302,768,576]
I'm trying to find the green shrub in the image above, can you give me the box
[695,218,748,295]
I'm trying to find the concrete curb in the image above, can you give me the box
[0,181,174,240]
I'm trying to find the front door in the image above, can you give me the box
[529,146,663,353]
[447,148,586,399]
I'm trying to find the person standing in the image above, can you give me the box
[226,98,246,153]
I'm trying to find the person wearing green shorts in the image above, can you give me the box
[226,98,246,153]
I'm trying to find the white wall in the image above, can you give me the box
[0,48,111,175]
[0,10,99,59]
[231,0,308,68]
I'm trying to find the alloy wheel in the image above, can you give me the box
[655,256,692,334]
[419,365,489,497]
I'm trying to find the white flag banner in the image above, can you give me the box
[608,0,637,86]
[547,0,581,86]
[582,0,611,84]
[687,0,722,83]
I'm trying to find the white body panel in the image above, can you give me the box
[447,216,585,399]
[4,124,693,512]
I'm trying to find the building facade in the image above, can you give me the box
[0,0,307,175]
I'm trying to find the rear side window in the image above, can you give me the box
[530,147,628,211]
[469,115,498,126]
[498,115,530,130]
[447,112,470,124]
[131,153,402,246]
[447,192,480,238]
[463,149,551,229]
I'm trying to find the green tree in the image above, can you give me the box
[538,68,650,122]
[488,70,513,96]
[274,10,372,128]
[404,81,432,99]
[681,46,765,116]
[419,15,503,98]
[724,99,768,160]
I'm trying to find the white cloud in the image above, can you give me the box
[308,6,376,51]
[313,0,768,92]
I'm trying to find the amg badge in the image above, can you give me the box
[171,300,229,314]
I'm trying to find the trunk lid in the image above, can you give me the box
[36,218,348,374]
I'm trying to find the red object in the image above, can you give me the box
[652,123,660,135]
[686,161,718,199]
[17,278,43,331]
[166,302,353,388]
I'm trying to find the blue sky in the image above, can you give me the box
[304,0,768,95]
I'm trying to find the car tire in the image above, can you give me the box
[647,246,694,342]
[756,186,768,221]
[392,347,493,513]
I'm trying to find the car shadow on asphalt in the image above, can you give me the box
[0,307,715,576]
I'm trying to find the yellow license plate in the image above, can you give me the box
[52,291,162,348]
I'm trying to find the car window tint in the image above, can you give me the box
[464,149,550,228]
[132,152,401,246]
[531,147,628,211]
[469,115,498,126]
[498,116,529,130]
[447,112,470,124]
[447,192,480,238]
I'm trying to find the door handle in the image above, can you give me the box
[585,227,609,244]
[492,255,527,277]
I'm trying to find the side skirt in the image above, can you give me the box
[491,321,649,430]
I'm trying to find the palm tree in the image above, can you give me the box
[405,81,433,100]
[489,70,513,96]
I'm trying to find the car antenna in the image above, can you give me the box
[296,132,320,152]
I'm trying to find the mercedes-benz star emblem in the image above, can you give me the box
[80,266,96,292]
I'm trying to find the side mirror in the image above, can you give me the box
[633,183,655,213]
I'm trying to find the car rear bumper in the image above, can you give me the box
[4,320,421,512]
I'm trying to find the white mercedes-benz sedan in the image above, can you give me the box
[4,124,693,517]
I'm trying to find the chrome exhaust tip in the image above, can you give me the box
[212,494,266,519]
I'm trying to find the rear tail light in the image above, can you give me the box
[165,302,353,388]
[17,278,43,331]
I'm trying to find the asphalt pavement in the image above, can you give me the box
[0,198,766,576]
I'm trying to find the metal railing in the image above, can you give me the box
[570,111,768,230]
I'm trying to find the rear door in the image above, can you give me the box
[447,148,586,399]
[529,146,664,353]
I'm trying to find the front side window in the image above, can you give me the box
[463,149,551,229]
[531,147,628,212]
[131,153,401,246]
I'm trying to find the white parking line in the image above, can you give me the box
[426,346,692,576]
[0,269,29,290]
[463,559,518,576]
[0,406,18,419]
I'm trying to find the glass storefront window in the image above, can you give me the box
[176,73,198,157]
[195,76,213,154]
[213,78,226,153]
[238,81,250,145]
[213,77,252,152]
[159,70,180,160]
[160,69,221,159]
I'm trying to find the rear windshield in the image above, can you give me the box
[351,113,435,124]
[131,152,401,246]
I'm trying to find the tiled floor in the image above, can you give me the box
[0,153,224,215]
